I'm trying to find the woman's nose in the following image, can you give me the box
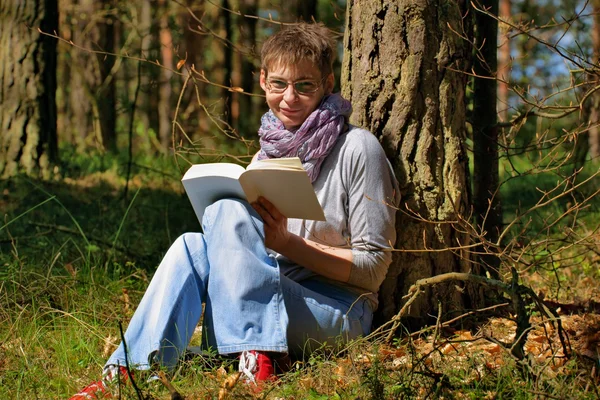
[282,83,299,102]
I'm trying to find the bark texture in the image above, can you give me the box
[292,0,317,22]
[0,0,58,178]
[158,0,174,150]
[342,0,473,326]
[66,0,116,151]
[96,0,117,152]
[473,0,502,277]
[589,0,600,159]
[68,0,94,149]
[237,0,258,137]
[497,0,511,123]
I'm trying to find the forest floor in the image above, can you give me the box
[1,158,600,399]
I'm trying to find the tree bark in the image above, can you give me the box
[473,0,502,278]
[181,0,209,136]
[56,0,71,145]
[137,0,153,148]
[97,0,117,152]
[294,0,317,22]
[222,0,234,128]
[0,0,59,178]
[342,0,474,327]
[589,0,600,160]
[497,0,510,123]
[237,0,258,137]
[158,0,174,151]
[69,0,94,149]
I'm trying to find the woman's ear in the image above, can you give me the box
[324,73,335,94]
[260,69,268,92]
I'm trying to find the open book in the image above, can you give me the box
[181,157,326,224]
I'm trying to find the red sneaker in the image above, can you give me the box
[69,366,130,399]
[238,350,277,388]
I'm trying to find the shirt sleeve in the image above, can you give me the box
[344,131,399,293]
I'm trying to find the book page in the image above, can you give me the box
[245,157,305,172]
[181,163,247,224]
[239,164,325,221]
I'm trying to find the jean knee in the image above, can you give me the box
[167,233,205,263]
[202,199,255,229]
[174,232,202,250]
[204,198,248,220]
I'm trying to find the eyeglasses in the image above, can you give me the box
[265,77,323,95]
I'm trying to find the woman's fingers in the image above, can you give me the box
[258,197,284,220]
[252,197,290,252]
[252,201,276,227]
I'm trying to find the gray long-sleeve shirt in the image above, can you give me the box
[277,126,400,309]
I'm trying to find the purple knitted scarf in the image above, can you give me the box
[257,93,352,182]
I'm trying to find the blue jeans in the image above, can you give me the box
[106,199,373,369]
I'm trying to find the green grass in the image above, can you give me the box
[1,151,599,399]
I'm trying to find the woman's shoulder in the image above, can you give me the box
[336,125,386,157]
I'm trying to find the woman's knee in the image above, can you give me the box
[172,232,203,252]
[202,199,259,235]
[161,232,206,270]
[203,199,251,222]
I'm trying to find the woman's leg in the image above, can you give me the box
[201,199,289,354]
[203,199,370,357]
[106,198,289,369]
[280,276,373,357]
[105,232,209,370]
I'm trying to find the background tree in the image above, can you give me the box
[158,0,174,150]
[236,0,258,137]
[588,0,600,159]
[342,0,474,326]
[497,0,511,123]
[97,0,117,152]
[0,0,59,178]
[473,0,502,278]
[289,0,317,22]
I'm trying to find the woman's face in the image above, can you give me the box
[260,61,334,130]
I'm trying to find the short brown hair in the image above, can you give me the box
[260,23,336,78]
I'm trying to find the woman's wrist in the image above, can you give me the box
[271,231,295,255]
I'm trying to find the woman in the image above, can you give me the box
[71,22,398,398]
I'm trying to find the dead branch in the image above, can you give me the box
[157,371,185,400]
[370,270,571,362]
[409,302,511,338]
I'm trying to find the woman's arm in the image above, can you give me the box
[251,196,353,283]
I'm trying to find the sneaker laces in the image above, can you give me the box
[239,350,258,385]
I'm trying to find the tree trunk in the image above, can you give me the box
[342,0,474,327]
[56,0,71,145]
[589,0,600,160]
[69,0,94,149]
[0,0,59,178]
[497,0,511,123]
[237,0,258,137]
[289,0,317,22]
[181,0,209,136]
[137,0,153,148]
[473,0,502,278]
[97,0,117,152]
[222,0,234,128]
[158,0,174,151]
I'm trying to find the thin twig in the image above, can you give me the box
[118,321,143,400]
[124,56,143,201]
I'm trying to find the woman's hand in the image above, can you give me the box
[251,196,291,253]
